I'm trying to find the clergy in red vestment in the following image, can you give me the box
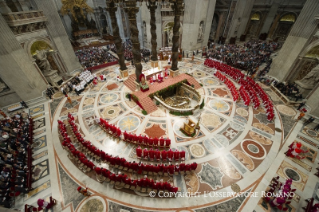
[161,150,167,161]
[143,148,149,159]
[174,150,180,161]
[149,148,155,160]
[155,149,161,161]
[167,149,173,161]
[136,146,142,158]
[191,162,198,171]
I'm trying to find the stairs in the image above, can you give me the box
[124,74,137,91]
[139,97,157,114]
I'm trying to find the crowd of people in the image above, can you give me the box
[273,81,303,102]
[206,40,278,74]
[110,39,151,63]
[75,46,118,69]
[0,111,33,208]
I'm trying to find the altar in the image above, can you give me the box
[143,67,162,80]
[158,47,182,61]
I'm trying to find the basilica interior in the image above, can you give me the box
[1,0,319,211]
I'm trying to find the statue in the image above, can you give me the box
[33,50,53,75]
[33,49,63,86]
[198,23,203,41]
[168,29,173,45]
[295,64,319,89]
[139,74,149,92]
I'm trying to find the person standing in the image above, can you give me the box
[304,116,315,126]
[20,101,28,108]
[67,96,72,105]
[61,86,67,97]
[297,112,305,121]
[46,89,52,100]
[297,102,305,110]
[313,123,319,131]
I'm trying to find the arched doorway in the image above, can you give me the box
[209,14,219,42]
[100,14,108,34]
[273,13,296,41]
[163,22,182,47]
[247,12,261,38]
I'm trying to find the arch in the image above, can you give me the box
[279,13,296,23]
[246,11,262,37]
[24,37,54,59]
[300,40,319,58]
[250,12,261,21]
[273,12,297,40]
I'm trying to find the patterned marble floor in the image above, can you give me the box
[6,57,319,212]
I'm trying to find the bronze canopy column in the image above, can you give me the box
[147,0,158,68]
[170,0,184,77]
[124,0,143,83]
[107,1,128,77]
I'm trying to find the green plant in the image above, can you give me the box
[142,110,148,115]
[200,83,203,87]
[191,84,194,88]
[125,93,131,99]
[156,100,160,105]
[131,94,138,102]
[169,111,193,116]
[200,100,205,109]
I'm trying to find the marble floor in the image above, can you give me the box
[4,57,319,212]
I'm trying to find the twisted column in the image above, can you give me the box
[171,0,183,72]
[124,0,143,82]
[107,2,127,72]
[147,1,158,61]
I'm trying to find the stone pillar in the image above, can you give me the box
[107,2,127,77]
[0,15,47,102]
[34,0,82,74]
[202,0,216,49]
[214,11,227,42]
[12,0,23,11]
[115,7,125,40]
[267,13,280,39]
[124,0,143,83]
[147,1,158,64]
[260,0,280,34]
[181,0,215,51]
[268,0,319,81]
[225,0,255,42]
[170,0,183,77]
[17,0,29,11]
[155,5,162,50]
[0,0,11,13]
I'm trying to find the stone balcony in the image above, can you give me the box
[1,11,47,35]
[2,10,47,27]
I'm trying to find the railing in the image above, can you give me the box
[2,10,47,26]
[154,83,202,114]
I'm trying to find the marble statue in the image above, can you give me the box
[295,64,319,89]
[34,49,63,86]
[34,50,53,75]
[168,29,173,45]
[198,23,203,40]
